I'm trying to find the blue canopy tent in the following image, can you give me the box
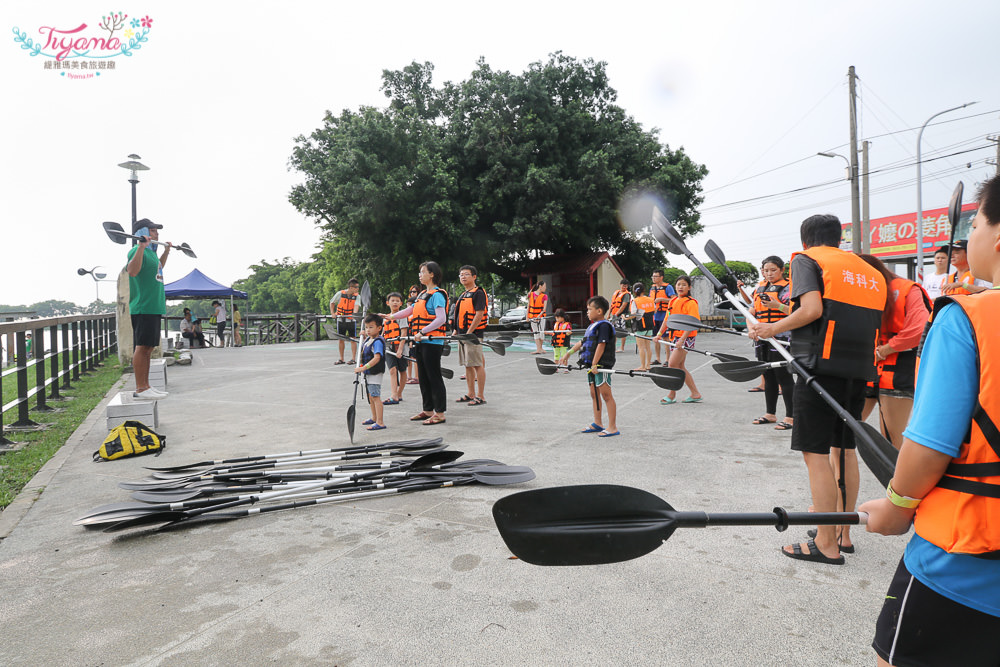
[164,269,248,346]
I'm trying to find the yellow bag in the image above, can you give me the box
[94,421,166,462]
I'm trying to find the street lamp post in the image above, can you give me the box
[915,102,976,281]
[77,266,111,302]
[117,154,149,237]
[817,151,858,250]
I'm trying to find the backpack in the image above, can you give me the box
[94,421,166,462]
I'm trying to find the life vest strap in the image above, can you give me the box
[935,475,1000,499]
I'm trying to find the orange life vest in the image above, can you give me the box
[335,289,357,317]
[610,288,628,315]
[551,321,572,348]
[949,270,976,296]
[913,291,1000,556]
[877,277,932,391]
[753,279,789,324]
[410,287,448,338]
[527,290,546,320]
[789,246,887,380]
[650,284,671,313]
[667,295,699,340]
[455,287,488,332]
[382,315,402,350]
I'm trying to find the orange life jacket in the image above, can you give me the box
[335,289,357,317]
[410,287,448,338]
[667,295,699,340]
[551,321,572,348]
[949,269,976,296]
[789,246,887,380]
[527,290,546,320]
[877,277,932,391]
[650,284,671,313]
[455,287,488,332]
[913,291,1000,556]
[753,279,789,324]
[610,288,628,315]
[382,315,402,350]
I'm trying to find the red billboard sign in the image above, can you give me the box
[841,202,978,259]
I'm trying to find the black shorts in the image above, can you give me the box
[386,350,407,372]
[873,557,1000,667]
[337,319,357,337]
[131,314,161,348]
[790,374,866,454]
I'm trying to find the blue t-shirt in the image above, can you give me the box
[419,290,447,346]
[901,301,1000,618]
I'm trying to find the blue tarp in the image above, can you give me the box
[164,269,248,300]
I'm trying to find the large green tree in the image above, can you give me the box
[289,54,707,294]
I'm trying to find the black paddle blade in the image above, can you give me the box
[534,357,559,375]
[713,360,779,383]
[102,221,129,244]
[493,485,676,566]
[666,314,700,332]
[175,242,197,258]
[359,280,371,311]
[645,367,686,390]
[650,206,686,255]
[440,366,455,379]
[948,181,965,228]
[704,239,727,268]
[346,404,356,444]
[712,352,749,363]
[484,340,506,356]
[440,343,451,357]
[856,423,897,487]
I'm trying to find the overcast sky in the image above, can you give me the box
[2,0,998,308]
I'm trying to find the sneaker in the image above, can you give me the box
[133,388,168,400]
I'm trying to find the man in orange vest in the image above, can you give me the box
[861,175,1000,665]
[610,279,631,353]
[454,265,488,406]
[750,214,887,564]
[329,279,360,364]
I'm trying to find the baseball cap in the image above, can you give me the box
[132,218,163,235]
[949,239,968,251]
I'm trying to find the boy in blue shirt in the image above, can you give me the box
[560,296,618,437]
[355,314,387,431]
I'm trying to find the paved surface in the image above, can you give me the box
[0,334,906,666]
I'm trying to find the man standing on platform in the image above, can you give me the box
[126,218,170,400]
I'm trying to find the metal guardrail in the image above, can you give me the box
[0,314,117,446]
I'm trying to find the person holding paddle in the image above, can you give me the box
[125,218,171,401]
[749,214,886,564]
[749,256,793,430]
[649,269,676,365]
[653,276,702,404]
[629,282,655,371]
[454,265,488,406]
[383,262,448,426]
[860,175,1000,666]
[560,296,618,437]
[527,281,549,355]
[610,279,631,353]
[330,279,360,364]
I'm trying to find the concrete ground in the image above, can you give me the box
[0,334,905,666]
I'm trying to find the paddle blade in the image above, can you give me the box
[534,357,559,375]
[712,352,749,363]
[704,239,727,267]
[856,423,897,487]
[650,206,686,255]
[713,360,775,383]
[176,242,197,258]
[666,314,701,331]
[441,344,451,357]
[346,404,356,444]
[440,366,454,379]
[484,340,507,356]
[646,367,686,391]
[102,221,129,244]
[948,181,965,228]
[359,280,371,311]
[493,485,676,566]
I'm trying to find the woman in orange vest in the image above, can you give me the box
[859,254,932,450]
[527,281,549,355]
[861,175,1000,665]
[749,256,794,430]
[653,275,702,404]
[629,282,655,371]
[384,263,448,425]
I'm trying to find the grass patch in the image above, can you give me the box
[0,360,122,509]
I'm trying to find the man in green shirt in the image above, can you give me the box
[126,218,171,400]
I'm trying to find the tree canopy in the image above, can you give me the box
[289,53,708,294]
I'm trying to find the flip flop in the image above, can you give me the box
[410,412,432,421]
[597,430,620,438]
[747,387,764,393]
[366,424,387,431]
[362,419,375,426]
[422,416,446,426]
[752,416,777,425]
[682,397,702,403]
[660,397,676,405]
[781,539,844,565]
[382,398,398,405]
[806,529,854,552]
[456,395,474,403]
[335,360,346,365]
[774,422,793,431]
[469,397,487,406]
[581,423,605,433]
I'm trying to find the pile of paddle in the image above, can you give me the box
[75,438,535,533]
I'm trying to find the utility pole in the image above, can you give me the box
[848,66,862,253]
[988,135,1000,176]
[862,140,870,254]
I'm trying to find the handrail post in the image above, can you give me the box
[32,325,52,413]
[71,322,81,381]
[48,323,61,400]
[11,332,38,427]
[61,323,73,389]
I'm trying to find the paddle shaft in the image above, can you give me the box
[635,334,746,361]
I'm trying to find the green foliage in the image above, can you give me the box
[690,261,759,293]
[288,53,707,295]
[0,300,88,317]
[232,258,322,313]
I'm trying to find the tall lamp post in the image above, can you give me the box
[817,151,858,250]
[915,102,976,280]
[77,266,112,303]
[117,154,149,235]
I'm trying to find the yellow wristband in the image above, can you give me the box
[886,481,921,509]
